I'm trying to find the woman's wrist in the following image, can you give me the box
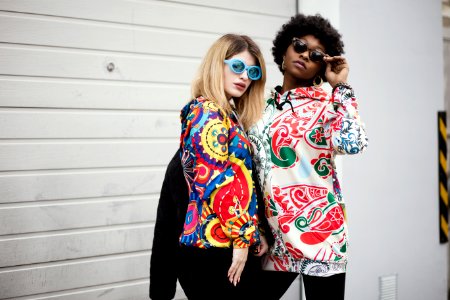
[332,81,352,94]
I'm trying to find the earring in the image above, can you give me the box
[313,75,323,86]
[282,57,286,70]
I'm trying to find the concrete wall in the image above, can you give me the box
[299,0,447,299]
[340,0,447,299]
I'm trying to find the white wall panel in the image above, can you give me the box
[0,109,179,138]
[11,280,186,300]
[0,140,178,171]
[12,280,151,300]
[0,195,157,235]
[0,77,190,110]
[0,252,150,298]
[0,0,288,39]
[0,44,199,83]
[0,44,278,84]
[164,0,295,17]
[0,224,154,267]
[0,168,164,203]
[0,44,280,88]
[0,12,274,61]
[0,11,215,57]
[0,0,295,299]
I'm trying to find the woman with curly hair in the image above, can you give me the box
[249,14,368,300]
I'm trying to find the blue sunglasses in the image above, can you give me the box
[224,58,262,80]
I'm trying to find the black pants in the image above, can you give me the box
[177,246,261,300]
[257,270,346,300]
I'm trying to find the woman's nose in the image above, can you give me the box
[299,51,310,61]
[239,70,249,80]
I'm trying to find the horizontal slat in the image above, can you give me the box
[0,140,178,171]
[10,280,187,300]
[0,44,199,83]
[0,224,154,267]
[0,109,180,138]
[0,195,158,235]
[0,252,150,298]
[0,168,165,203]
[0,12,273,61]
[0,0,289,39]
[11,279,150,300]
[0,12,214,58]
[0,77,190,110]
[165,0,295,17]
[12,280,150,300]
[0,44,280,86]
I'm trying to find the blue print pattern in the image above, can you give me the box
[330,85,368,154]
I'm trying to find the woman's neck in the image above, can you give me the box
[281,73,311,93]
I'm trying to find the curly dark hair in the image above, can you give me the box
[272,13,344,81]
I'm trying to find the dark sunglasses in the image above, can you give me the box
[291,38,326,62]
[224,58,262,80]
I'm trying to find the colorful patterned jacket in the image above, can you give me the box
[248,85,368,276]
[179,96,261,249]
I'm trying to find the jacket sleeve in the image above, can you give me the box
[182,103,258,248]
[150,150,185,300]
[252,165,274,246]
[326,85,369,154]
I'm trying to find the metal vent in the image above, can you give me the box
[379,274,398,300]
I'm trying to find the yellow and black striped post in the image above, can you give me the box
[438,111,449,243]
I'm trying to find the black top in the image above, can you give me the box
[149,148,273,299]
[150,149,188,300]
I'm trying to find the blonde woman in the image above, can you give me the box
[150,34,268,300]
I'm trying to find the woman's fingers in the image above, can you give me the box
[228,257,245,285]
[324,55,349,86]
[324,56,348,73]
[255,235,269,257]
[227,248,248,286]
[324,55,346,63]
[229,263,245,286]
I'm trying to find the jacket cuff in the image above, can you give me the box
[332,85,358,119]
[228,214,258,248]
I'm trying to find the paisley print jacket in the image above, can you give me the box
[249,85,368,276]
[179,96,260,249]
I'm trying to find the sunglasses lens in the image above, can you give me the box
[310,51,324,62]
[225,59,261,80]
[247,67,261,80]
[230,60,245,73]
[293,40,307,53]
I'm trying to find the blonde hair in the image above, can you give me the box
[191,34,266,131]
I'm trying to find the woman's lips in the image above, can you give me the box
[293,60,306,70]
[234,82,246,90]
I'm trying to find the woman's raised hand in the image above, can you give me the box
[324,55,349,88]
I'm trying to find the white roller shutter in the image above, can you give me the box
[0,1,295,299]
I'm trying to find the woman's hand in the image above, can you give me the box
[228,247,249,286]
[324,55,349,88]
[253,235,269,257]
